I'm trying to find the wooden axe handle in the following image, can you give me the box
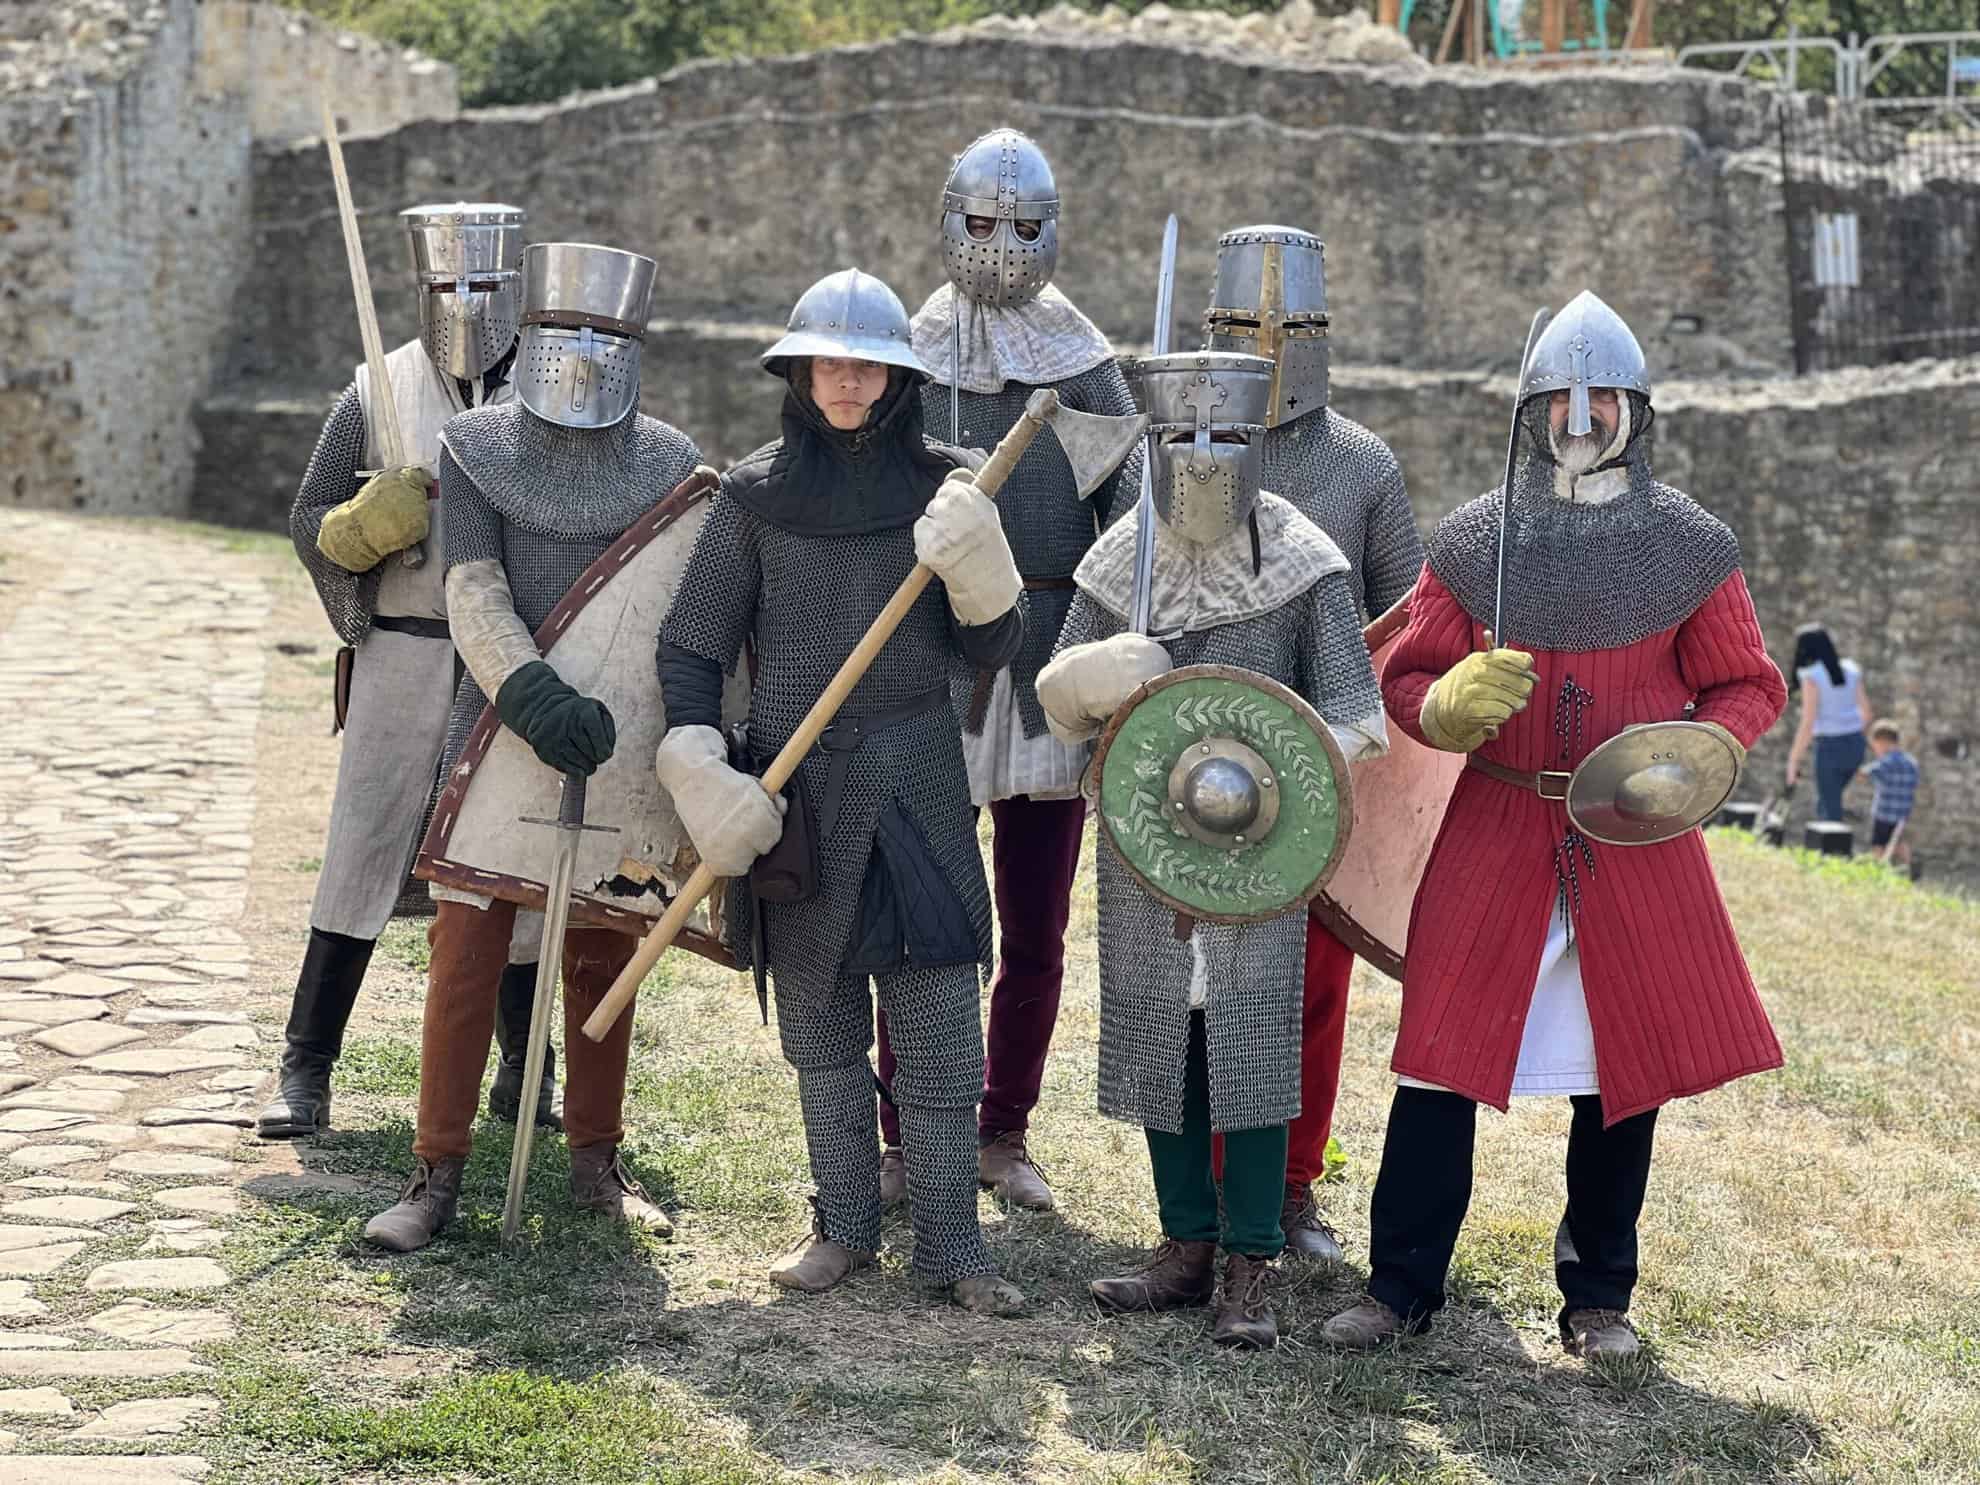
[581,394,1057,1042]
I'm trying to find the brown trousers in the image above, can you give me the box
[412,899,639,1162]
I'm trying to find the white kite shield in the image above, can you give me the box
[1306,596,1467,982]
[417,470,750,966]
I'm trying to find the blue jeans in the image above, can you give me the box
[1814,732,1866,822]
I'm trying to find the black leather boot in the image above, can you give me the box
[488,960,563,1130]
[256,929,373,1139]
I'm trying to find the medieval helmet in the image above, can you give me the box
[941,128,1061,309]
[513,243,654,430]
[1519,290,1652,438]
[402,203,526,382]
[1203,225,1331,428]
[761,268,928,379]
[1126,351,1277,546]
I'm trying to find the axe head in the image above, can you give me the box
[1031,390,1149,500]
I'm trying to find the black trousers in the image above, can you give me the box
[1367,1087,1658,1334]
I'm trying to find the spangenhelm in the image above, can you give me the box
[402,203,526,381]
[1518,289,1652,437]
[1125,352,1277,545]
[761,268,928,379]
[940,128,1061,309]
[513,243,654,429]
[1203,224,1330,428]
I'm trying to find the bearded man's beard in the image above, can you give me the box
[1550,412,1614,475]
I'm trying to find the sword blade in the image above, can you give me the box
[950,296,963,444]
[1130,214,1180,636]
[500,772,587,1244]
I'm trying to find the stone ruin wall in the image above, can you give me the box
[2,8,1972,877]
[0,0,451,517]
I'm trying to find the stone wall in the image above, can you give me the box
[195,1,456,143]
[225,35,1807,397]
[0,0,253,516]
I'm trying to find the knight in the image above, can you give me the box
[1198,224,1425,1263]
[1321,292,1788,1361]
[658,268,1028,1314]
[265,204,559,1142]
[875,127,1143,1213]
[1037,350,1388,1350]
[363,242,703,1252]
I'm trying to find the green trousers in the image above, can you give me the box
[1143,1011,1288,1258]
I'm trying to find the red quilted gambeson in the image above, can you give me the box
[1381,566,1790,1124]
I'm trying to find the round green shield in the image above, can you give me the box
[1093,664,1353,923]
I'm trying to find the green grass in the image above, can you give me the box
[378,918,433,974]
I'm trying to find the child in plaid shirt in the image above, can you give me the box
[1863,719,1919,866]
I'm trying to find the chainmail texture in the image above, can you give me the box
[1262,409,1424,621]
[435,411,704,788]
[442,400,700,540]
[1056,576,1377,1135]
[291,387,379,647]
[776,966,992,1282]
[921,359,1142,738]
[662,494,996,1002]
[1428,431,1740,653]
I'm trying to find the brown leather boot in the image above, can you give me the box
[1210,1252,1278,1349]
[1089,1237,1218,1313]
[1280,1181,1345,1263]
[879,1145,907,1207]
[1321,1294,1408,1350]
[569,1143,672,1238]
[978,1131,1055,1211]
[1562,1307,1641,1361]
[768,1204,875,1294]
[362,1157,464,1252]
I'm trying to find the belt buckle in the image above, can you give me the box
[1536,770,1573,801]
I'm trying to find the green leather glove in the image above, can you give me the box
[494,661,616,777]
[1418,646,1538,753]
[316,466,431,572]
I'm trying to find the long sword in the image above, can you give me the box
[1489,307,1554,649]
[951,293,963,443]
[501,770,614,1243]
[1129,214,1180,636]
[319,96,424,571]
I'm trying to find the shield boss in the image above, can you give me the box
[1093,665,1351,923]
[1565,720,1742,846]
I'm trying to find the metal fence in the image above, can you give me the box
[1777,102,1980,373]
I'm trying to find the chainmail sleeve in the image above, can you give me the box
[1361,462,1427,618]
[289,385,376,646]
[1298,571,1388,762]
[659,493,762,676]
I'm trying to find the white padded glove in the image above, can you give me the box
[654,725,787,878]
[914,469,1022,626]
[1036,634,1174,745]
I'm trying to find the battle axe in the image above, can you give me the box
[582,389,1146,1042]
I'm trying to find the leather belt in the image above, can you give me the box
[1024,576,1077,591]
[1466,752,1573,802]
[373,615,451,640]
[813,686,950,838]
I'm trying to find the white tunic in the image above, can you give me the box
[310,340,525,944]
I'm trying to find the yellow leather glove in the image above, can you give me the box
[316,466,431,572]
[1418,646,1538,753]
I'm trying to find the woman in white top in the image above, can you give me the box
[1786,623,1872,821]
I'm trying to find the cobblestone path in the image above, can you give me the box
[0,511,274,1482]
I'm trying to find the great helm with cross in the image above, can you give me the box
[1125,351,1276,546]
[940,128,1062,309]
[514,243,655,430]
[1518,289,1652,438]
[1202,225,1331,429]
[402,202,526,382]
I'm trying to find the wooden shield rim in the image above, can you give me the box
[1307,595,1409,978]
[1091,662,1354,925]
[415,467,736,964]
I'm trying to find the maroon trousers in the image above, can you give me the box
[877,793,1086,1146]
